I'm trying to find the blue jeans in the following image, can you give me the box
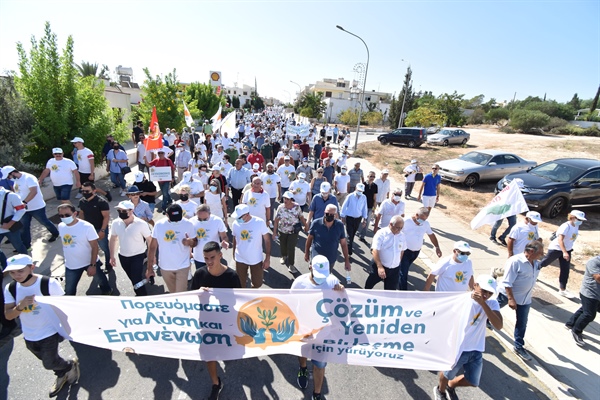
[110,172,126,190]
[96,228,111,267]
[490,215,517,240]
[498,292,531,350]
[20,207,60,248]
[0,230,28,255]
[159,181,172,210]
[398,249,421,290]
[53,184,73,201]
[541,249,572,289]
[64,262,111,295]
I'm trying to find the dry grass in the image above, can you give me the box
[358,127,600,293]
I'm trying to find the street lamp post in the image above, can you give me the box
[290,80,302,102]
[336,25,369,151]
[398,60,410,129]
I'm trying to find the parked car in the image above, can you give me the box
[496,158,600,218]
[377,128,427,148]
[437,150,536,187]
[427,129,470,146]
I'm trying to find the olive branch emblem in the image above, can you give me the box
[257,306,277,328]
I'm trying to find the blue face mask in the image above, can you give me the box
[416,218,425,225]
[237,217,245,224]
[61,216,74,225]
[573,219,583,226]
[457,254,469,263]
[210,186,217,193]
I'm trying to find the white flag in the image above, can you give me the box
[213,111,235,134]
[470,180,529,230]
[183,101,194,128]
[210,104,222,127]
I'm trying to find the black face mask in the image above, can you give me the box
[169,213,183,222]
[179,194,189,202]
[324,214,335,222]
[82,192,93,199]
[113,147,119,150]
[118,210,129,220]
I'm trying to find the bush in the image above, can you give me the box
[499,126,516,133]
[544,117,568,131]
[550,125,600,137]
[467,108,485,125]
[485,107,510,124]
[509,109,550,133]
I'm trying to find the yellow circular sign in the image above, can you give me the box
[211,72,220,81]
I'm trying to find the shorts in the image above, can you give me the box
[53,184,73,200]
[422,195,437,208]
[79,172,94,185]
[311,359,327,369]
[444,350,482,387]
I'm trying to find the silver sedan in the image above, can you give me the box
[427,129,470,146]
[437,150,537,187]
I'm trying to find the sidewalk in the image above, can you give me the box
[346,152,600,400]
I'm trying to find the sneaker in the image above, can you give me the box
[49,374,69,397]
[208,377,223,400]
[75,193,83,199]
[432,385,448,400]
[499,237,507,246]
[120,190,127,197]
[47,234,59,243]
[288,265,299,274]
[489,237,497,243]
[280,257,286,264]
[571,329,585,347]
[105,191,113,202]
[359,236,367,243]
[564,324,573,330]
[312,393,326,400]
[297,366,308,389]
[558,289,575,299]
[67,358,80,384]
[446,385,459,400]
[513,347,532,361]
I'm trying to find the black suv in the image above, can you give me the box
[377,128,427,148]
[496,158,600,218]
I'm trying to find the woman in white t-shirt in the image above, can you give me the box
[204,179,228,227]
[174,185,199,219]
[541,210,586,298]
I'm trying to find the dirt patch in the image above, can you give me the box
[356,126,600,293]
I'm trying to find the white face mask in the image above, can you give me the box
[393,195,402,202]
[299,178,305,183]
[302,162,308,166]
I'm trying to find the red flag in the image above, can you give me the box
[145,106,163,151]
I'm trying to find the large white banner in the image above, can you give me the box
[470,180,529,229]
[39,289,471,370]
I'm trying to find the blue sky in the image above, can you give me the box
[1,0,598,104]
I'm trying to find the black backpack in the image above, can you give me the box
[8,275,50,299]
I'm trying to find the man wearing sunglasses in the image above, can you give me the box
[423,241,474,292]
[418,164,442,212]
[38,148,80,204]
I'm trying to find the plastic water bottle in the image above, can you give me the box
[346,270,352,285]
[133,279,148,290]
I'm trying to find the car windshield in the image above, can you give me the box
[529,161,585,183]
[459,152,492,166]
[438,130,453,136]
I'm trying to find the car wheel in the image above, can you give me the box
[443,140,449,146]
[380,138,388,145]
[407,140,416,148]
[543,197,567,219]
[461,139,467,145]
[463,174,479,187]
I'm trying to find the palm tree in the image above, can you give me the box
[76,61,109,79]
[298,92,326,119]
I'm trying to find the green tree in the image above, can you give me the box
[252,96,265,111]
[364,111,383,126]
[467,108,485,125]
[485,107,510,123]
[0,75,35,168]
[76,61,109,79]
[523,100,575,120]
[388,66,415,128]
[298,92,326,119]
[133,68,185,131]
[462,94,485,109]
[404,106,445,127]
[509,109,550,133]
[183,82,223,123]
[338,109,358,126]
[437,91,465,126]
[232,95,240,109]
[568,93,581,110]
[16,22,117,166]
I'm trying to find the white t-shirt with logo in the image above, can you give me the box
[430,256,473,292]
[110,217,152,257]
[260,172,281,199]
[242,190,271,222]
[233,216,269,265]
[13,172,46,211]
[508,222,539,255]
[460,298,500,352]
[289,180,311,206]
[190,214,227,262]
[45,158,78,186]
[76,147,95,174]
[277,165,296,188]
[402,217,433,251]
[151,218,196,271]
[3,277,64,341]
[549,221,579,252]
[58,219,99,269]
[176,199,199,219]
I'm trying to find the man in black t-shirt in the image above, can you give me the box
[78,182,112,271]
[133,171,158,213]
[359,171,379,242]
[132,120,144,144]
[190,241,241,400]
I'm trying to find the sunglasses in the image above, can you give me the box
[458,251,471,256]
[58,214,73,218]
[432,168,439,170]
[81,191,93,194]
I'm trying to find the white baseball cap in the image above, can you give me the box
[231,204,250,219]
[298,172,306,179]
[453,241,471,252]
[1,165,17,178]
[282,191,294,200]
[382,169,389,174]
[252,163,260,170]
[311,255,331,281]
[356,183,365,192]
[4,254,35,272]
[570,210,587,221]
[526,211,543,223]
[52,148,64,154]
[476,274,497,293]
[134,171,145,183]
[115,200,135,210]
[70,137,84,143]
[320,182,331,193]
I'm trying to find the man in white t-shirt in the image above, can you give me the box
[231,204,271,288]
[373,188,405,233]
[3,254,80,397]
[70,137,111,201]
[424,241,474,292]
[242,176,271,223]
[147,204,197,293]
[289,172,311,210]
[291,255,344,399]
[137,134,148,173]
[434,275,503,400]
[374,169,391,206]
[190,204,229,269]
[334,166,350,206]
[57,203,112,296]
[276,156,296,194]
[507,211,542,258]
[260,163,281,223]
[109,200,152,296]
[399,207,443,290]
[38,148,80,204]
[2,165,59,248]
[402,160,420,199]
[365,216,406,290]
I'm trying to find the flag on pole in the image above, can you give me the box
[183,101,194,128]
[144,106,163,151]
[213,111,236,133]
[210,104,222,127]
[470,180,529,230]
